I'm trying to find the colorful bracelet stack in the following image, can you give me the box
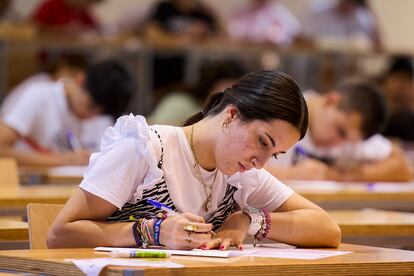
[131,216,165,248]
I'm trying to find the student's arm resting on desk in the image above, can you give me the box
[0,121,90,166]
[336,143,412,182]
[205,192,341,250]
[265,159,336,180]
[47,137,213,249]
[47,187,213,249]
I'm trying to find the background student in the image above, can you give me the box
[266,79,412,182]
[0,59,134,166]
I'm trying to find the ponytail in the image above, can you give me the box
[183,111,205,126]
[202,91,226,115]
[183,91,226,126]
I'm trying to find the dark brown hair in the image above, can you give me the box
[184,70,308,140]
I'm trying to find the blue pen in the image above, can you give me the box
[66,129,82,150]
[147,199,181,217]
[147,199,198,231]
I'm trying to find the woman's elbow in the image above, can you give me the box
[326,223,342,248]
[46,224,66,248]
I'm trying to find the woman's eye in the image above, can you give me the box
[272,154,278,160]
[259,137,267,147]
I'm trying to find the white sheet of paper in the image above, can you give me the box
[243,244,352,260]
[67,258,184,276]
[95,244,349,260]
[95,247,253,258]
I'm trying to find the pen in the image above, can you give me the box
[146,199,181,217]
[110,250,170,258]
[294,146,334,165]
[66,129,83,150]
[146,199,198,232]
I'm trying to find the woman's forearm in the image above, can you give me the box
[267,209,341,248]
[47,220,135,248]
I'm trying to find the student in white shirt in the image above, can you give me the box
[266,80,411,182]
[0,60,134,166]
[47,70,340,251]
[227,0,301,46]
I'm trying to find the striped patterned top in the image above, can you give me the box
[107,128,238,231]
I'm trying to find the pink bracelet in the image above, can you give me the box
[254,208,271,245]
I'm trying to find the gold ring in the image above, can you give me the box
[184,223,198,232]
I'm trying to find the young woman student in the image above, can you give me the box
[48,70,341,250]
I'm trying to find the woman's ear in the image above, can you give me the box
[227,105,240,121]
[222,106,239,129]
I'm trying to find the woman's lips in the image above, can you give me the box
[239,162,246,173]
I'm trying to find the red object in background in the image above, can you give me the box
[32,0,97,28]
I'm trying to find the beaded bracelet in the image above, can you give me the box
[254,208,271,246]
[138,218,151,248]
[153,218,163,246]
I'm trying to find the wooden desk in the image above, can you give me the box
[329,209,414,248]
[0,219,29,250]
[0,185,76,216]
[0,220,28,242]
[0,244,413,275]
[288,181,414,211]
[19,166,85,185]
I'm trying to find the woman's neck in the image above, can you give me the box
[183,118,217,171]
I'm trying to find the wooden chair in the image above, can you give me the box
[0,158,19,187]
[27,203,63,249]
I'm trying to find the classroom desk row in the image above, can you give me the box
[4,180,414,214]
[0,244,413,275]
[0,185,75,216]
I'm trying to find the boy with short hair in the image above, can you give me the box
[266,79,412,182]
[0,60,134,166]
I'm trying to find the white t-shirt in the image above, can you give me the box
[80,115,294,220]
[0,73,52,117]
[1,80,113,152]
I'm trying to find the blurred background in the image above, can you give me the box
[1,0,414,141]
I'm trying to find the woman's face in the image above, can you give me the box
[214,110,300,175]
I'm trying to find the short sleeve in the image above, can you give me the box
[79,114,164,209]
[2,87,43,136]
[229,169,294,211]
[353,134,393,161]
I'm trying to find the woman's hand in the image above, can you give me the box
[203,211,250,250]
[159,212,213,249]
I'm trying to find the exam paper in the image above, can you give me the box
[95,243,350,260]
[243,244,352,260]
[95,247,253,258]
[67,258,184,276]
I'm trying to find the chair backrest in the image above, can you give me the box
[0,158,19,187]
[27,203,64,249]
